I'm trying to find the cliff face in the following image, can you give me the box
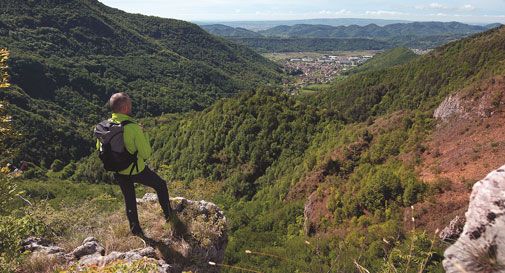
[443,166,505,272]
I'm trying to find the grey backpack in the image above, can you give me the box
[94,120,138,175]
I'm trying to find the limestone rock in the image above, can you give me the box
[434,94,463,121]
[443,165,505,272]
[136,192,159,204]
[70,236,105,259]
[164,197,228,273]
[439,215,465,242]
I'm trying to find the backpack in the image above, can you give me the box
[94,120,138,175]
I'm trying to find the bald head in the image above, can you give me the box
[109,92,132,114]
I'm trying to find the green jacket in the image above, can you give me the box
[96,113,151,175]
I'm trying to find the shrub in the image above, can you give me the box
[50,159,64,172]
[0,214,46,271]
[0,176,18,214]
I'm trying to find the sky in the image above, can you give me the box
[100,0,505,24]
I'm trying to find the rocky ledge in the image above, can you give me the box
[443,165,505,272]
[22,195,228,273]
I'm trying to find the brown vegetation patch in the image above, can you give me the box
[414,75,505,231]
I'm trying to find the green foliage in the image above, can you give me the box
[146,88,329,198]
[72,152,114,184]
[16,178,123,209]
[0,176,18,214]
[50,159,64,172]
[381,231,444,273]
[0,214,46,271]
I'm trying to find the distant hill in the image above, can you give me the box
[345,47,418,75]
[202,21,501,52]
[201,24,263,38]
[259,21,497,38]
[229,37,391,53]
[196,18,411,31]
[0,0,283,166]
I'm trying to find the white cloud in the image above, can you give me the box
[319,9,352,15]
[460,4,476,11]
[415,2,450,10]
[365,10,405,15]
[429,2,447,9]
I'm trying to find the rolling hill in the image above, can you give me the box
[202,21,501,52]
[201,24,263,38]
[0,0,283,167]
[196,18,412,31]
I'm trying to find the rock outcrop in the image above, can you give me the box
[22,195,227,273]
[23,236,172,272]
[439,215,465,242]
[443,165,505,272]
[434,94,464,121]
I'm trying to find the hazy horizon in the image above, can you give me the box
[100,0,505,24]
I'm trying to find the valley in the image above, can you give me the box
[267,51,377,93]
[1,1,505,273]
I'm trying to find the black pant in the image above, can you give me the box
[114,167,172,232]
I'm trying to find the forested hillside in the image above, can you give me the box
[69,26,505,272]
[0,0,283,167]
[344,47,418,75]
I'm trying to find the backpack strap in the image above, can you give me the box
[128,152,139,177]
[120,120,133,127]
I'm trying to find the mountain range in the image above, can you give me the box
[197,18,412,31]
[202,21,502,51]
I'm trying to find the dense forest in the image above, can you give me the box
[0,0,283,167]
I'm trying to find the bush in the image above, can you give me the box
[50,159,64,172]
[0,176,18,214]
[0,214,46,271]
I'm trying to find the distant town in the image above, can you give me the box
[285,54,374,82]
[270,48,432,94]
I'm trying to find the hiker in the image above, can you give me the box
[94,92,181,237]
